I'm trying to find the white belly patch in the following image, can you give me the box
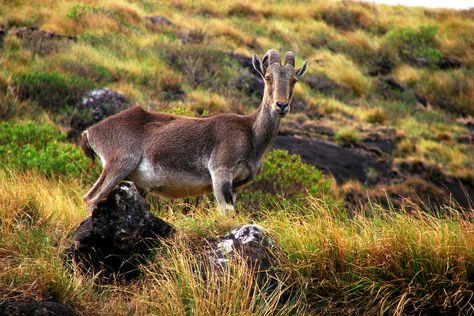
[129,158,211,198]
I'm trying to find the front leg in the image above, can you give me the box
[210,168,236,216]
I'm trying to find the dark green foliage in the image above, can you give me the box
[384,25,442,65]
[0,122,89,177]
[240,149,335,210]
[14,71,95,110]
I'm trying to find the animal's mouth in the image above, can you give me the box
[276,110,288,117]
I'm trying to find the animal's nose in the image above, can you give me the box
[276,102,288,111]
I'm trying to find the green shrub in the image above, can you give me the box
[384,25,442,65]
[0,122,89,177]
[334,127,360,144]
[239,149,335,210]
[14,71,95,110]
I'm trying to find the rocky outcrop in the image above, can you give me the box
[68,88,130,140]
[273,134,396,185]
[0,300,77,316]
[207,224,284,287]
[65,182,283,285]
[273,133,473,209]
[208,224,282,271]
[64,181,175,282]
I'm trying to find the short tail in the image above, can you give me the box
[80,131,95,161]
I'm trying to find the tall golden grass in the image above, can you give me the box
[0,170,472,315]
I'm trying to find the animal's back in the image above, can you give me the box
[85,107,173,157]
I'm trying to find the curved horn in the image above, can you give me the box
[262,49,281,67]
[284,51,295,67]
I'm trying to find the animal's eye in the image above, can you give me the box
[265,76,272,82]
[291,79,298,84]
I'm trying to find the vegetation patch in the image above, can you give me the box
[0,122,89,177]
[240,149,336,210]
[384,25,442,65]
[14,71,94,110]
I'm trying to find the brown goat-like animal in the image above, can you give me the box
[82,49,308,214]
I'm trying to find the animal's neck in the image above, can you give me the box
[251,101,280,160]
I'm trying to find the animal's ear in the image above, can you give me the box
[296,60,309,79]
[252,54,265,78]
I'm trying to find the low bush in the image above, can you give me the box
[14,71,95,110]
[0,122,89,177]
[384,25,442,65]
[240,149,335,210]
[334,127,360,144]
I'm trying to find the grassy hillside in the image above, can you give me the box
[0,0,473,315]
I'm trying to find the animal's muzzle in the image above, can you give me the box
[276,101,289,115]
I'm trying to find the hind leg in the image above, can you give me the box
[84,157,140,212]
[83,170,107,204]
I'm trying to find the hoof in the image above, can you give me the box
[219,204,236,216]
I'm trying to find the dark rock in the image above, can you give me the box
[206,224,284,287]
[398,160,474,209]
[64,181,175,282]
[273,134,394,185]
[0,300,77,316]
[145,15,172,26]
[208,224,281,271]
[68,88,130,140]
[437,57,462,69]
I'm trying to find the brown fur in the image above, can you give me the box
[82,49,308,215]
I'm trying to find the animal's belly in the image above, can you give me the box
[129,159,212,199]
[151,183,213,199]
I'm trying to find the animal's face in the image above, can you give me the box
[253,50,308,118]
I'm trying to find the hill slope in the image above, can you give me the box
[0,0,473,315]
